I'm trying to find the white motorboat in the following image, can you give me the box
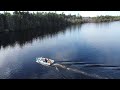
[36,57,54,66]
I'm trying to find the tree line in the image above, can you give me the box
[0,11,120,33]
[0,11,83,32]
[92,15,120,22]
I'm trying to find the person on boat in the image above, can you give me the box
[45,58,48,62]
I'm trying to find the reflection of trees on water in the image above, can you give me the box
[66,24,82,33]
[0,27,68,49]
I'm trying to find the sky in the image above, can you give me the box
[0,11,120,17]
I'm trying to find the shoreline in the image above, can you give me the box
[0,11,120,33]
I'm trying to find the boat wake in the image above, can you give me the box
[37,59,120,79]
[56,61,120,68]
[52,62,108,79]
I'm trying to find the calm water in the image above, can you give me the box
[1,21,120,79]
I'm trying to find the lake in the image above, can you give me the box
[1,21,120,79]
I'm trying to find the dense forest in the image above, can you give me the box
[0,11,83,32]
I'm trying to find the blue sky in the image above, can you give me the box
[0,11,120,17]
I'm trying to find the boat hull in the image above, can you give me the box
[36,57,54,66]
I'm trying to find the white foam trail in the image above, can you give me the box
[53,63,66,69]
[55,66,59,71]
[53,63,108,79]
[66,67,108,79]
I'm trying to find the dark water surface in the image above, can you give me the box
[1,21,120,79]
